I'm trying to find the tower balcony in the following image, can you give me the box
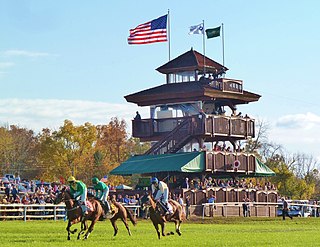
[132,115,255,142]
[206,78,243,94]
[205,151,256,174]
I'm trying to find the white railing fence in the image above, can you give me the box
[0,203,141,222]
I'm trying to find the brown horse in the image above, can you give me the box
[54,187,103,240]
[141,194,184,239]
[109,199,137,236]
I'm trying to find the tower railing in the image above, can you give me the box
[205,151,256,174]
[132,115,255,141]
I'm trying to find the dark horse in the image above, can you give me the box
[109,199,137,236]
[54,187,103,240]
[141,194,184,239]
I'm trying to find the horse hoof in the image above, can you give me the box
[170,232,175,235]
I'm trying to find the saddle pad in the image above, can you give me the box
[86,200,94,212]
[167,202,173,214]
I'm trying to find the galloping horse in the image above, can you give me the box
[54,187,103,240]
[109,199,137,236]
[141,194,184,239]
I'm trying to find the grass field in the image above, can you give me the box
[1,217,320,247]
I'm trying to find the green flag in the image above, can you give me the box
[205,26,221,39]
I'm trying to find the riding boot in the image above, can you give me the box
[101,202,108,219]
[159,201,170,215]
[81,204,87,217]
[105,201,111,213]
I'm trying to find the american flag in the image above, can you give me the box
[128,15,167,45]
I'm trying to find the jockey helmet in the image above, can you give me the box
[92,177,99,184]
[150,177,158,184]
[67,176,76,183]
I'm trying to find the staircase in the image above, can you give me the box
[145,116,203,155]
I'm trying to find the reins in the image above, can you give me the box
[59,192,80,212]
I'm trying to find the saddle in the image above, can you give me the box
[156,201,173,216]
[85,200,94,212]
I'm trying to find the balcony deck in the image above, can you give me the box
[205,151,256,175]
[132,115,255,142]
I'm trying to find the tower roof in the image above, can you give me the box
[156,48,228,74]
[125,81,260,106]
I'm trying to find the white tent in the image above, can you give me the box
[115,184,133,190]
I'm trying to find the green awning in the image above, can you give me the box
[254,158,276,177]
[110,152,205,175]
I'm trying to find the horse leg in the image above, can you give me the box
[77,220,87,240]
[174,219,182,236]
[121,217,131,236]
[153,222,161,239]
[161,222,166,237]
[110,217,118,236]
[66,220,72,240]
[84,219,97,240]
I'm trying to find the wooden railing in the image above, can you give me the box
[183,188,278,205]
[207,78,243,93]
[133,115,255,140]
[205,116,255,138]
[205,151,256,174]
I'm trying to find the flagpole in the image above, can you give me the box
[168,9,171,61]
[203,20,206,75]
[222,23,225,67]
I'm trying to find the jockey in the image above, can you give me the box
[92,177,110,215]
[67,176,88,216]
[150,177,170,215]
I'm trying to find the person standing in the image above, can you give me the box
[11,184,19,202]
[282,197,293,220]
[134,111,141,120]
[185,195,191,220]
[242,195,249,217]
[67,176,88,217]
[182,177,190,189]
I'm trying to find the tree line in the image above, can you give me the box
[0,118,319,200]
[245,120,320,200]
[0,118,149,186]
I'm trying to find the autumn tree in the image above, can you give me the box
[246,119,320,199]
[95,117,130,186]
[37,120,97,182]
[0,125,38,178]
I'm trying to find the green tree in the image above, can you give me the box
[37,120,97,182]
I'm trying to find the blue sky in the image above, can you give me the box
[1,1,320,160]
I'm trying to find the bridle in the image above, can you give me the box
[57,190,80,212]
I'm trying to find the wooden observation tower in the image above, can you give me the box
[111,49,277,216]
[118,48,271,178]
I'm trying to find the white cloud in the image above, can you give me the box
[2,50,58,58]
[0,62,15,69]
[0,98,148,134]
[276,112,320,130]
[269,112,320,160]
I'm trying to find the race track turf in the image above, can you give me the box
[1,217,320,246]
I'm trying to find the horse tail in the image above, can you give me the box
[125,207,137,226]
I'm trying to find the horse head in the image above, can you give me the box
[140,194,151,209]
[54,192,63,204]
[54,186,71,204]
